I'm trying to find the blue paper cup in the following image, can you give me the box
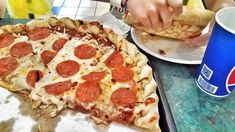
[196,7,235,97]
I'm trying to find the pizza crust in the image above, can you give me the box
[124,41,160,131]
[0,17,160,131]
[107,29,160,131]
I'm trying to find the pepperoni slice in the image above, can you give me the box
[66,29,78,37]
[112,67,134,82]
[52,38,67,52]
[40,50,56,67]
[0,57,18,77]
[144,97,156,106]
[0,33,15,48]
[76,81,102,103]
[74,44,96,59]
[98,38,113,46]
[82,71,106,82]
[44,80,72,95]
[91,34,113,46]
[105,51,124,68]
[76,32,87,38]
[111,88,137,107]
[51,26,65,33]
[28,27,51,41]
[56,60,80,77]
[10,42,32,58]
[26,70,44,88]
[113,109,134,124]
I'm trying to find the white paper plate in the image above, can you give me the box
[131,28,206,64]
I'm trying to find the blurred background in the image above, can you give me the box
[52,0,110,19]
[1,0,111,19]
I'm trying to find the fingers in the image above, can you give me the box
[139,13,152,28]
[148,0,178,29]
[126,0,152,28]
[167,0,183,15]
[158,4,172,29]
[146,0,172,30]
[184,33,210,47]
[126,0,183,30]
[148,5,160,29]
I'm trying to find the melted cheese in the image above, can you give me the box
[0,32,68,91]
[0,20,159,131]
[30,33,142,115]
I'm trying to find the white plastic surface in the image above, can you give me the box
[131,28,206,65]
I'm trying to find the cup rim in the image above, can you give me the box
[216,7,235,35]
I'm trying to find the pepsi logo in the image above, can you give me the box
[226,67,235,93]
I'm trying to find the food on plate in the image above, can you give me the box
[159,49,166,55]
[137,32,152,44]
[0,17,160,131]
[123,6,215,40]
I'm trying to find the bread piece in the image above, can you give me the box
[123,6,215,40]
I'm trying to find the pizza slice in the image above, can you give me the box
[123,6,215,40]
[28,18,160,131]
[0,17,160,131]
[0,24,46,92]
[0,18,80,92]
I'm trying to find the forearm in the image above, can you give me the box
[0,0,4,18]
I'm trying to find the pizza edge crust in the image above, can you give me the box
[0,17,160,131]
[125,41,160,131]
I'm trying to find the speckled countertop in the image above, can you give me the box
[149,55,235,132]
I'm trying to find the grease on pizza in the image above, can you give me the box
[0,17,160,131]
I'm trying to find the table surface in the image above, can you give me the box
[126,33,235,132]
[1,19,235,132]
[149,55,235,132]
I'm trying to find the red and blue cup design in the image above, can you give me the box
[196,7,235,97]
[226,67,235,93]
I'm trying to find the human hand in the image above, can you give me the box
[126,0,183,30]
[184,32,211,47]
[184,17,215,47]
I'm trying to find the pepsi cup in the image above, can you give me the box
[196,7,235,97]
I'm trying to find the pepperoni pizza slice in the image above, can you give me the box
[0,26,46,91]
[0,21,70,91]
[0,17,160,131]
